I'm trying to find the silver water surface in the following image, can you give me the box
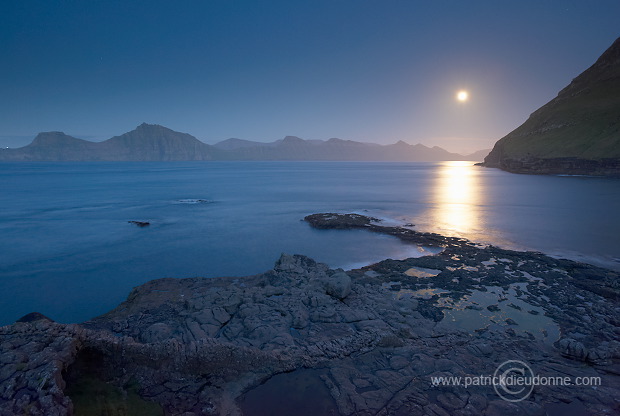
[0,161,618,325]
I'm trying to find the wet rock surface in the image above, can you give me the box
[1,213,619,415]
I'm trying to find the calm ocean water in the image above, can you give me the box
[1,161,619,325]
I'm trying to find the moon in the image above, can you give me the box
[456,90,469,102]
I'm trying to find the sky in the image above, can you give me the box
[1,1,619,153]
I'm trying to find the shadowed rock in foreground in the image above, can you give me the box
[1,214,619,415]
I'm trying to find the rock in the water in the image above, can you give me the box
[128,220,150,227]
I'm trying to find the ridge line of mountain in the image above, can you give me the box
[0,123,489,162]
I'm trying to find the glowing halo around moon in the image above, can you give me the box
[456,90,469,102]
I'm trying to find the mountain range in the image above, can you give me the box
[0,123,488,162]
[3,37,619,173]
[481,36,620,176]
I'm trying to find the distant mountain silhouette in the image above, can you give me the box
[212,136,484,162]
[0,123,218,161]
[481,37,620,176]
[0,123,487,162]
[15,132,100,161]
[99,123,216,161]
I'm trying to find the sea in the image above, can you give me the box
[1,161,619,326]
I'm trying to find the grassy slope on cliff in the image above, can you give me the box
[485,37,620,163]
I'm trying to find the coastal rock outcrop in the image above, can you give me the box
[1,213,619,415]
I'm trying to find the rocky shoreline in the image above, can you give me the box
[1,213,619,415]
[477,157,620,177]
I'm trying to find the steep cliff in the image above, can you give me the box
[482,37,620,176]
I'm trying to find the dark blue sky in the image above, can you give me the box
[2,1,619,152]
